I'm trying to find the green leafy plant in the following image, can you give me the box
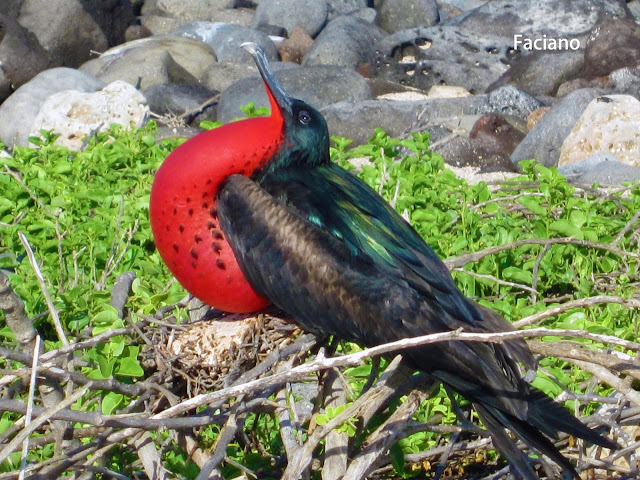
[0,120,638,479]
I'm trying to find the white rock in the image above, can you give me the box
[377,91,430,101]
[31,80,149,151]
[559,94,640,167]
[377,85,472,102]
[427,85,473,98]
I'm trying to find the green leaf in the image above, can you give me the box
[390,442,405,476]
[102,392,124,415]
[344,364,372,377]
[52,161,72,174]
[502,266,532,284]
[531,374,562,397]
[549,219,583,239]
[451,236,468,253]
[315,413,329,426]
[111,337,126,357]
[97,356,116,378]
[557,312,587,329]
[516,195,547,216]
[569,210,587,228]
[116,357,144,377]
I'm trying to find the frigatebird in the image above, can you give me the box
[149,43,617,479]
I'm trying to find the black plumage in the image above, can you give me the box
[215,43,618,479]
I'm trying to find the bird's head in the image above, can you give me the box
[242,42,330,176]
[149,43,329,313]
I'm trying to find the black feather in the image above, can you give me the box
[218,174,617,480]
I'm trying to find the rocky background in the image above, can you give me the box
[1,0,640,184]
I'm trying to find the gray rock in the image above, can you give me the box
[140,14,185,35]
[371,26,513,94]
[584,17,640,79]
[434,136,475,167]
[83,47,197,90]
[202,60,300,95]
[172,22,278,64]
[253,23,287,37]
[143,83,218,125]
[629,0,640,18]
[439,0,487,11]
[558,153,640,185]
[139,0,164,15]
[348,7,378,22]
[202,62,259,93]
[491,49,585,97]
[303,16,386,68]
[125,24,153,43]
[488,85,545,119]
[321,95,490,146]
[78,0,136,47]
[510,88,602,168]
[445,0,628,39]
[573,68,640,99]
[0,67,105,148]
[209,7,254,27]
[377,0,439,33]
[0,13,51,99]
[218,65,372,122]
[435,1,463,21]
[429,112,523,171]
[366,78,431,98]
[0,70,10,103]
[18,0,109,68]
[0,0,24,17]
[149,0,235,21]
[555,77,599,98]
[435,134,518,171]
[609,66,640,98]
[80,36,217,89]
[326,0,370,17]
[251,0,328,37]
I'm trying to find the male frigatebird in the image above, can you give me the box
[150,43,617,479]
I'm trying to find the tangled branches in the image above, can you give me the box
[0,175,639,479]
[1,264,639,479]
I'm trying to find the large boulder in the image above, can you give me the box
[0,67,105,148]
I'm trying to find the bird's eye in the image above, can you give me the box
[298,110,311,125]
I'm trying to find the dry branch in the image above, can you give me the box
[153,325,640,420]
[321,368,348,480]
[515,295,640,328]
[0,270,38,352]
[18,232,68,347]
[342,389,430,480]
[445,237,639,270]
[0,383,91,465]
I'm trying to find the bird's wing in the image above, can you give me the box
[217,172,426,343]
[217,172,525,366]
[256,162,483,329]
[217,174,617,480]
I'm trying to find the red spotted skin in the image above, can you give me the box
[150,99,284,312]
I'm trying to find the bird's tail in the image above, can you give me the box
[421,305,619,480]
[472,384,618,480]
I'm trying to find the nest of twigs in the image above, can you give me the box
[142,311,303,397]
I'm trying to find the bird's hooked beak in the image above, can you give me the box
[241,42,294,117]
